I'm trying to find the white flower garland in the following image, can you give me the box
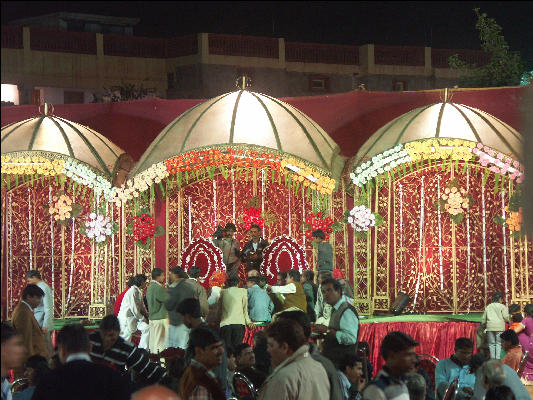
[350,144,410,187]
[63,158,115,201]
[111,162,169,203]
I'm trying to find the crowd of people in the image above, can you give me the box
[0,225,532,400]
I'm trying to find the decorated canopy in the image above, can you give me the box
[353,99,523,168]
[1,104,128,179]
[129,89,345,179]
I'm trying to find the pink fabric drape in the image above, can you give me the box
[359,321,479,372]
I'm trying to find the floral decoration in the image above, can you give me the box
[434,178,474,225]
[303,207,343,241]
[343,200,383,238]
[80,207,119,247]
[1,155,64,176]
[494,190,523,237]
[46,192,83,226]
[110,162,168,203]
[350,139,524,191]
[64,158,115,201]
[405,138,475,163]
[240,196,277,230]
[180,238,224,287]
[350,144,410,187]
[280,157,336,194]
[126,208,165,250]
[472,143,524,183]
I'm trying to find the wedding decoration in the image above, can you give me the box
[126,208,165,249]
[180,238,224,287]
[110,162,169,203]
[46,192,82,226]
[240,196,277,230]
[494,190,523,236]
[472,143,524,183]
[350,139,523,191]
[303,207,343,241]
[350,144,410,187]
[344,200,384,238]
[261,235,308,284]
[434,178,474,225]
[79,207,119,246]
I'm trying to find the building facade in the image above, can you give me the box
[1,20,490,104]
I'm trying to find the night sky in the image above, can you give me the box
[2,1,533,68]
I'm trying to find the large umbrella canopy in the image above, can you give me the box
[129,89,345,179]
[1,104,128,178]
[353,100,523,167]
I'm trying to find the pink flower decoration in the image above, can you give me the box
[472,148,480,155]
[489,166,500,173]
[500,167,509,175]
[483,146,490,152]
[509,171,518,180]
[477,143,483,149]
[505,158,512,164]
[513,160,520,168]
[480,158,490,167]
[497,153,504,160]
[517,175,524,184]
[487,149,495,157]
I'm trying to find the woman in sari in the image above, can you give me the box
[513,303,533,384]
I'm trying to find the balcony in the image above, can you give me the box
[286,42,359,65]
[103,34,166,58]
[166,34,198,58]
[30,27,96,54]
[208,34,278,58]
[1,26,23,49]
[374,45,425,66]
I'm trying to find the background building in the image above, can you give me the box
[1,13,490,104]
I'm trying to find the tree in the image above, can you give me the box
[448,8,527,87]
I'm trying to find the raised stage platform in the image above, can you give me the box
[52,313,483,374]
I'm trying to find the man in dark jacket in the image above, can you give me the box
[241,224,269,272]
[32,324,131,400]
[165,266,197,349]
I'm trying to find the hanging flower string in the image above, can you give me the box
[126,208,165,250]
[433,178,474,225]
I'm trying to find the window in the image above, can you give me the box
[309,75,329,91]
[392,80,408,91]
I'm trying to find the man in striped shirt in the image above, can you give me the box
[89,315,167,384]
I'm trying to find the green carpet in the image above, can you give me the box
[52,313,482,330]
[359,313,483,323]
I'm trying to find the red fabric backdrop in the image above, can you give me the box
[359,321,478,373]
[0,88,523,161]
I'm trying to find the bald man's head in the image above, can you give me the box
[131,385,181,400]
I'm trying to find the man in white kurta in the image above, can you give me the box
[27,270,54,357]
[118,275,150,349]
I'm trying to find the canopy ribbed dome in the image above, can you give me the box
[130,90,344,177]
[1,109,127,178]
[354,101,523,166]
